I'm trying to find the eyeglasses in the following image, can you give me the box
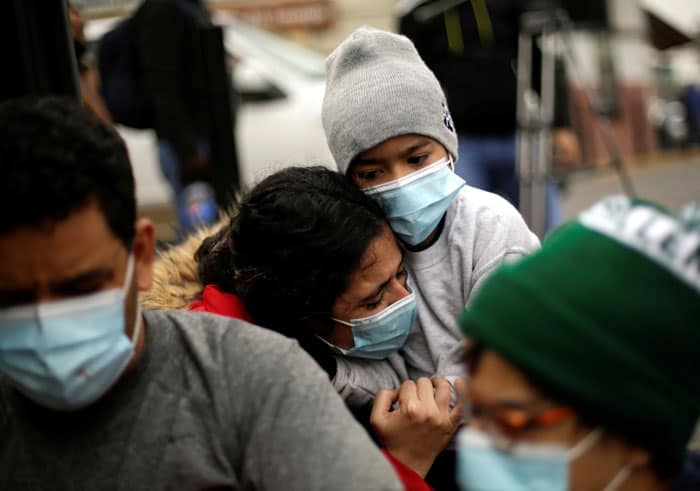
[466,401,574,442]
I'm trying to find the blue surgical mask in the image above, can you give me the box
[320,293,417,360]
[456,427,632,491]
[365,157,465,246]
[0,255,142,411]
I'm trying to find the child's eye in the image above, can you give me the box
[407,154,429,165]
[356,169,381,181]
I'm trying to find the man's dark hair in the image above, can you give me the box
[0,97,136,247]
[196,166,388,338]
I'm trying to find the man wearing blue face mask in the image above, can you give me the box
[0,97,405,490]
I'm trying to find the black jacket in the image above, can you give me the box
[399,0,570,135]
[136,0,212,159]
[672,451,700,491]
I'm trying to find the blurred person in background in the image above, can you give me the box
[136,0,220,233]
[457,196,700,491]
[399,0,581,232]
[69,4,112,124]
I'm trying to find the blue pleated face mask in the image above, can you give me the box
[364,157,465,246]
[0,255,142,411]
[319,292,417,360]
[456,428,632,491]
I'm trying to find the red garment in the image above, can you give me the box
[189,284,434,491]
[188,284,253,323]
[383,451,435,491]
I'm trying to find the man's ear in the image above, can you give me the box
[132,218,155,291]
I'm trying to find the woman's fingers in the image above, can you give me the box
[371,388,399,425]
[398,379,418,410]
[431,377,452,409]
[416,377,435,403]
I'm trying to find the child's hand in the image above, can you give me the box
[370,377,465,477]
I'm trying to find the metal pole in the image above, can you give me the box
[516,28,534,231]
[532,28,556,236]
[516,10,558,238]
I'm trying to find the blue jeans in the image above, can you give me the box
[157,140,217,234]
[455,134,562,233]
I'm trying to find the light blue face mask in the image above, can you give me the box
[0,255,141,411]
[364,157,465,246]
[320,292,417,360]
[456,427,632,491]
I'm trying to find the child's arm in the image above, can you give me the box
[332,353,410,409]
[469,197,541,297]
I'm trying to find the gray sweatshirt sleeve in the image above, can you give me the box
[224,330,402,491]
[333,354,409,409]
[468,198,540,299]
[433,189,539,379]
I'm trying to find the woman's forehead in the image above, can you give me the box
[345,227,402,299]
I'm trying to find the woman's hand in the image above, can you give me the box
[370,377,465,477]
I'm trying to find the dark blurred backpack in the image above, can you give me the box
[97,10,154,129]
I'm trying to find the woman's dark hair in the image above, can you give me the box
[196,166,387,338]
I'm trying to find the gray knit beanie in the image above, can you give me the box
[322,27,459,174]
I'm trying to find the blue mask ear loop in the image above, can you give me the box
[448,156,455,172]
[566,428,632,491]
[566,428,602,461]
[602,466,632,491]
[566,428,633,491]
[121,254,143,348]
[315,332,350,356]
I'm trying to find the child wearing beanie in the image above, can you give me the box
[322,27,539,392]
[458,196,700,491]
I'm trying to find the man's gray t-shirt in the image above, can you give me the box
[0,310,402,490]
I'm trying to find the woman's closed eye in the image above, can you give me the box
[364,295,384,311]
[364,269,408,311]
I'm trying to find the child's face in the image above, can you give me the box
[348,134,449,189]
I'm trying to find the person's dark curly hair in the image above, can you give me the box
[196,166,388,339]
[0,97,135,247]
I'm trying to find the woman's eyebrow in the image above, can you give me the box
[358,279,390,304]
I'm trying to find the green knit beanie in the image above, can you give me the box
[460,196,700,472]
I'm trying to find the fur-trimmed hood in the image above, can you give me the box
[140,218,227,311]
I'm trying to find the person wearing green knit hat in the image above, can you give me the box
[455,195,700,491]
